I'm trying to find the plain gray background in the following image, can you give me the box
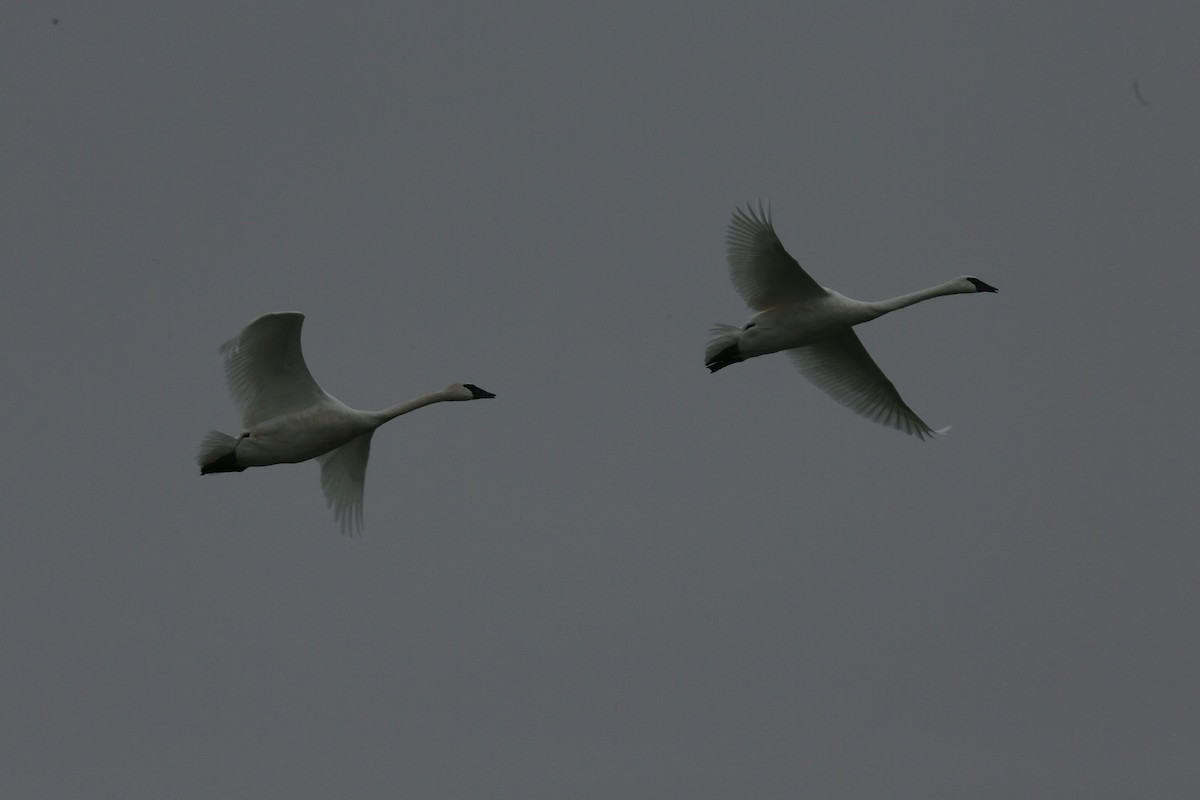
[4,2,1198,797]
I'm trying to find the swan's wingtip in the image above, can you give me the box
[934,424,953,436]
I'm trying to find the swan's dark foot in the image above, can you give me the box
[200,451,245,475]
[706,343,743,373]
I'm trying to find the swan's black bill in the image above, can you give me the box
[967,278,998,293]
[465,384,496,399]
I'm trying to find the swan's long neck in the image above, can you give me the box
[867,279,971,316]
[369,391,454,426]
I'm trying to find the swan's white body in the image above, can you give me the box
[707,203,997,438]
[198,312,494,534]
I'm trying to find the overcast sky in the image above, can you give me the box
[4,2,1199,798]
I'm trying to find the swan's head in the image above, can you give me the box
[963,277,998,293]
[445,382,496,400]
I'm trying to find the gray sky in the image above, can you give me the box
[4,2,1199,798]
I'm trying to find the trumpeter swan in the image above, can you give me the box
[706,203,997,438]
[197,312,495,534]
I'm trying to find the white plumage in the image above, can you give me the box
[707,203,997,438]
[198,312,494,534]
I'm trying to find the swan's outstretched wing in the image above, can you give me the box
[786,331,943,440]
[318,431,373,536]
[219,312,334,428]
[726,202,826,311]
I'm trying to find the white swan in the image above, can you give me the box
[706,203,997,438]
[198,312,495,534]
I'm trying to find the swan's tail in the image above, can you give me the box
[198,430,245,475]
[705,324,743,373]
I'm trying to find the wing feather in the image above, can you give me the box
[785,331,942,440]
[317,431,373,536]
[726,201,826,311]
[220,312,333,428]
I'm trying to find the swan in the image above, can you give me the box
[197,312,495,534]
[706,203,997,438]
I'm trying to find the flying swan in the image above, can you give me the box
[198,312,495,534]
[706,203,997,438]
